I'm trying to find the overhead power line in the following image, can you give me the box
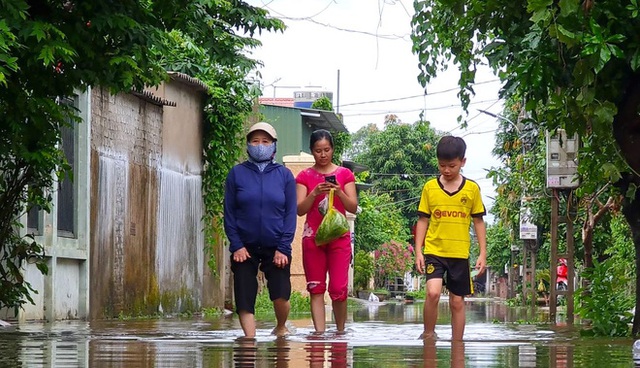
[340,79,501,107]
[341,98,501,117]
[261,0,410,40]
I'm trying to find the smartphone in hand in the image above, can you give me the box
[325,175,337,185]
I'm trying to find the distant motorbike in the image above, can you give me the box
[556,258,568,291]
[556,258,568,305]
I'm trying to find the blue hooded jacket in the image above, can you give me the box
[223,161,297,256]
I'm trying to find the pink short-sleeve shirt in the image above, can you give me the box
[296,166,355,238]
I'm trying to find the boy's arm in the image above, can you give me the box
[473,217,487,275]
[414,216,429,274]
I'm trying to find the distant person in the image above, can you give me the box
[224,122,297,338]
[296,129,358,333]
[414,135,487,341]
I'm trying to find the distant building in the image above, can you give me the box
[258,97,294,108]
[293,89,333,109]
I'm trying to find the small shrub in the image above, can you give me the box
[202,308,224,317]
[406,290,425,299]
[374,241,414,288]
[354,250,375,291]
[255,290,310,315]
[576,258,633,337]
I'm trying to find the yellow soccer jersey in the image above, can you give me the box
[417,176,486,259]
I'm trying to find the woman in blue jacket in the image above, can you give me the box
[223,122,297,338]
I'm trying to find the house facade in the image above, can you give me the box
[6,73,220,322]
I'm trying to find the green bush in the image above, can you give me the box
[406,290,425,299]
[254,290,310,315]
[576,258,634,337]
[354,250,375,291]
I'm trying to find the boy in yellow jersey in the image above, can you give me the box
[414,135,487,341]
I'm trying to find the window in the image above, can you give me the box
[57,97,77,237]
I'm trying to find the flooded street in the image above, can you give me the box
[0,298,635,367]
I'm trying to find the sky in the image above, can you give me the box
[246,0,506,221]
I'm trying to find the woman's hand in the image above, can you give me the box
[312,182,334,197]
[273,250,289,268]
[232,247,250,263]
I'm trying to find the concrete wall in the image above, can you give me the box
[90,87,163,318]
[89,80,213,319]
[147,80,222,310]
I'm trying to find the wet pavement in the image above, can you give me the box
[0,298,636,367]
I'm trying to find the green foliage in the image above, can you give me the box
[406,289,425,299]
[374,241,414,288]
[0,0,284,311]
[311,96,332,111]
[354,191,410,253]
[354,250,375,291]
[331,131,351,165]
[254,290,310,315]
[485,223,511,273]
[201,307,224,318]
[576,258,634,337]
[352,119,440,225]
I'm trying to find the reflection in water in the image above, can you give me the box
[420,340,465,368]
[233,338,258,367]
[0,300,636,367]
[305,340,349,368]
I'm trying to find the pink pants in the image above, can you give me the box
[302,235,351,302]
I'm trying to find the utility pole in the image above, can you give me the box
[546,130,579,324]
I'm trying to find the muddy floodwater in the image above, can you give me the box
[0,298,636,367]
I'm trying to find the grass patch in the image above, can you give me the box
[202,308,224,318]
[406,290,425,299]
[348,297,365,309]
[255,290,311,315]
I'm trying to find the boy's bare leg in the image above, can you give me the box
[271,298,291,336]
[449,293,466,341]
[451,340,466,368]
[420,278,442,339]
[332,299,347,332]
[310,293,326,333]
[238,310,256,338]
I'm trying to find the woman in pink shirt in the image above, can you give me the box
[296,129,358,333]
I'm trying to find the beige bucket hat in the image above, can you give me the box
[246,122,277,141]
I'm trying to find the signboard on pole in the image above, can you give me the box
[519,206,537,240]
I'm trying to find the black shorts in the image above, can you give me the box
[231,246,291,314]
[423,255,472,296]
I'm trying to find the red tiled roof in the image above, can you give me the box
[259,97,295,108]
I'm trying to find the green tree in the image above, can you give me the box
[310,95,350,164]
[353,118,440,225]
[355,190,410,253]
[412,0,640,335]
[353,250,375,291]
[343,123,378,160]
[485,223,511,275]
[0,0,283,313]
[311,96,332,111]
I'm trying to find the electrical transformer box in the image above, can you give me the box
[546,129,579,188]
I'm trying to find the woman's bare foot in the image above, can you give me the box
[419,331,438,340]
[271,326,290,337]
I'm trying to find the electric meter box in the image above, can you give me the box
[546,129,579,188]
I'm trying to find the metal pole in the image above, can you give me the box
[566,204,575,324]
[550,190,558,322]
[336,69,340,114]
